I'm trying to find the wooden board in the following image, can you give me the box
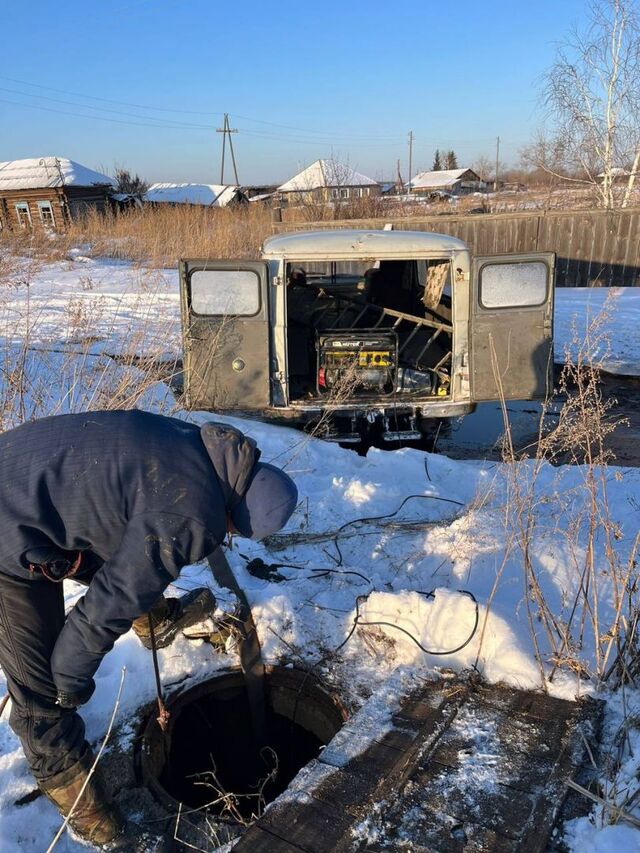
[233,674,603,853]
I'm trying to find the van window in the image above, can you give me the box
[480,261,547,309]
[190,269,260,316]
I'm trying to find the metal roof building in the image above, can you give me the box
[408,168,484,195]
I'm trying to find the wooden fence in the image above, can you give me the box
[276,207,640,287]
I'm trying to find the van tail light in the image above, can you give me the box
[318,367,326,388]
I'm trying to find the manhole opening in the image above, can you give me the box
[140,667,346,822]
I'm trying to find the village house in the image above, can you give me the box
[277,159,380,205]
[408,167,485,197]
[143,183,246,207]
[0,157,115,233]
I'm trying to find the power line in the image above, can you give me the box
[0,76,529,153]
[0,74,400,140]
[0,97,212,131]
[0,86,213,129]
[0,74,216,116]
[0,94,406,145]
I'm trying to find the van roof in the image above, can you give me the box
[262,229,467,259]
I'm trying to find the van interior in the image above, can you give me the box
[285,259,454,403]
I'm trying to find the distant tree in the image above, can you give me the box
[473,155,493,182]
[432,149,442,170]
[114,168,148,196]
[537,0,640,208]
[443,150,459,169]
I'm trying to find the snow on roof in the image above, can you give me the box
[0,157,115,191]
[408,168,479,189]
[143,183,240,206]
[278,159,378,192]
[248,192,275,203]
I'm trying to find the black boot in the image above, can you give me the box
[132,588,216,650]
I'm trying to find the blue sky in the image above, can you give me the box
[1,0,587,185]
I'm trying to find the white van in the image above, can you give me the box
[180,229,554,441]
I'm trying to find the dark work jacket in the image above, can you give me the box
[0,410,257,697]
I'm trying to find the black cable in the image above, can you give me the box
[335,589,479,656]
[330,493,465,566]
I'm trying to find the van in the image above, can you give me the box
[179,229,554,442]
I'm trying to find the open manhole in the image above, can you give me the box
[139,666,347,823]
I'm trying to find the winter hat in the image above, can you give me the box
[230,462,298,540]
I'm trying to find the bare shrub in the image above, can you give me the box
[0,259,180,431]
[479,294,636,690]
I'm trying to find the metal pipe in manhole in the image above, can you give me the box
[137,666,347,826]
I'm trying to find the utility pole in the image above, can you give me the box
[216,114,240,185]
[408,131,414,198]
[493,135,500,192]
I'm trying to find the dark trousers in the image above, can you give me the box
[0,571,87,782]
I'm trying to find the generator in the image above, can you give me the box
[316,330,398,395]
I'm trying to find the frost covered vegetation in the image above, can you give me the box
[0,234,639,850]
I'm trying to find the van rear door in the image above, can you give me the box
[180,259,270,411]
[471,253,555,401]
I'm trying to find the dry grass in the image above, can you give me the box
[0,256,180,431]
[0,204,275,268]
[4,182,638,273]
[480,296,637,690]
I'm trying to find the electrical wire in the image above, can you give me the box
[0,97,213,131]
[334,589,479,656]
[0,75,528,148]
[329,493,465,566]
[0,86,214,128]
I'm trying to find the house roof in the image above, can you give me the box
[263,229,467,258]
[278,159,378,192]
[144,183,240,206]
[408,168,480,189]
[0,157,115,191]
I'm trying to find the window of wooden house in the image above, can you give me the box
[37,200,56,227]
[15,202,32,228]
[340,188,349,199]
[331,189,340,200]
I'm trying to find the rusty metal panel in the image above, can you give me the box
[471,253,555,402]
[180,259,270,411]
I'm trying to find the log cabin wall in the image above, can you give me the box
[0,186,111,233]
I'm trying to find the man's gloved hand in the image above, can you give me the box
[55,682,95,709]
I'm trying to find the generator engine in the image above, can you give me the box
[317,330,398,395]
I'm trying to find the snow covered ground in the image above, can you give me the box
[2,252,639,374]
[0,253,639,851]
[555,287,640,376]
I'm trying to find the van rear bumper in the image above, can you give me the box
[281,401,476,420]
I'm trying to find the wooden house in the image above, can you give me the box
[408,168,485,196]
[0,157,115,233]
[277,159,380,205]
